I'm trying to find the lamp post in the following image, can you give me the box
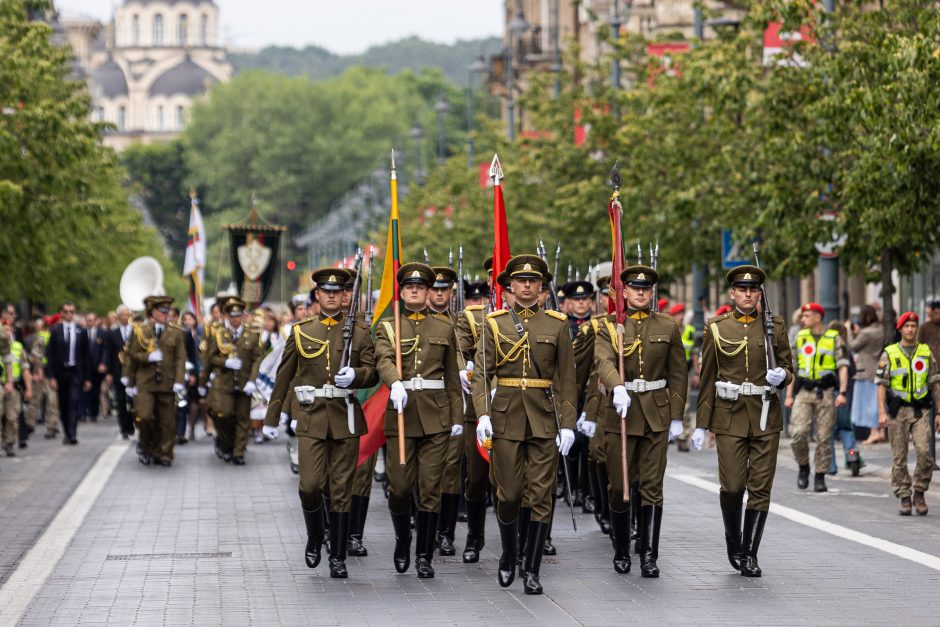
[506,3,530,140]
[610,0,621,91]
[434,94,450,164]
[467,55,487,167]
[409,123,425,186]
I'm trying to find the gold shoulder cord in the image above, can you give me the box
[486,317,530,372]
[134,324,155,353]
[215,328,235,356]
[709,321,749,375]
[603,319,641,357]
[380,321,419,356]
[465,310,481,343]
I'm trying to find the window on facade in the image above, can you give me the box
[199,14,208,46]
[157,105,164,131]
[176,105,185,130]
[153,14,164,45]
[132,14,140,45]
[94,106,104,121]
[178,15,188,45]
[117,106,126,131]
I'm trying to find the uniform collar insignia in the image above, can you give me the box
[733,308,757,323]
[627,308,649,320]
[514,303,538,318]
[405,308,427,321]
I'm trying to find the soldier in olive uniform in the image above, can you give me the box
[264,268,377,578]
[124,296,187,467]
[562,279,595,514]
[374,263,462,579]
[593,265,687,578]
[697,266,792,578]
[455,279,490,563]
[197,293,234,438]
[201,297,262,465]
[473,254,577,595]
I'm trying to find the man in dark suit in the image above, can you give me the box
[45,302,92,445]
[84,312,107,421]
[104,305,135,439]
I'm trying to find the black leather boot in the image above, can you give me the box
[496,514,518,587]
[328,511,349,578]
[347,495,369,557]
[630,482,641,547]
[390,510,412,574]
[322,496,332,555]
[797,464,810,489]
[596,467,611,536]
[719,492,743,571]
[609,506,632,574]
[462,499,486,563]
[415,510,438,578]
[302,507,324,568]
[523,520,549,595]
[542,499,556,556]
[436,493,459,557]
[639,504,662,578]
[740,509,768,577]
[814,472,827,493]
[517,507,531,577]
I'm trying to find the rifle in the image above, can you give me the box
[365,246,375,326]
[456,245,465,313]
[340,248,364,434]
[649,240,660,313]
[752,243,777,432]
[553,244,561,289]
[610,163,629,502]
[423,247,430,265]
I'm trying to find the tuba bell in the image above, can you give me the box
[119,256,165,311]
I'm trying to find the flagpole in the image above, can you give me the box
[390,150,406,466]
[609,163,630,503]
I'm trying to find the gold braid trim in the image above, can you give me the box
[133,323,155,353]
[215,328,235,356]
[603,320,642,357]
[465,310,481,343]
[293,325,330,362]
[380,321,420,356]
[487,318,529,368]
[709,322,749,374]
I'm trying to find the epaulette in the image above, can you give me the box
[465,305,484,311]
[578,321,593,335]
[168,322,184,331]
[545,310,567,321]
[706,313,732,325]
[486,310,508,319]
[297,316,317,325]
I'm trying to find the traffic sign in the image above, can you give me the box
[721,230,748,269]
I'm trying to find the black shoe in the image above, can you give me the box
[496,514,518,588]
[232,457,245,466]
[523,520,549,595]
[138,453,151,465]
[347,495,369,557]
[18,440,26,449]
[582,495,595,514]
[176,436,188,445]
[415,510,438,579]
[542,537,556,556]
[719,492,744,571]
[390,510,412,574]
[290,463,299,475]
[740,509,768,577]
[70,438,78,445]
[516,507,531,578]
[329,511,349,578]
[609,507,632,574]
[302,507,324,568]
[214,437,222,459]
[436,493,459,557]
[797,464,810,490]
[222,452,232,463]
[630,482,641,549]
[157,459,172,467]
[121,433,130,440]
[813,473,827,493]
[462,499,486,563]
[640,505,662,578]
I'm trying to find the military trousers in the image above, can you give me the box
[491,435,557,523]
[135,390,175,462]
[790,388,836,473]
[29,379,59,434]
[889,406,933,498]
[386,431,449,514]
[604,425,667,510]
[463,418,491,503]
[352,451,377,497]
[440,430,464,494]
[588,420,606,466]
[2,387,20,446]
[679,375,696,441]
[297,433,359,512]
[213,393,251,458]
[716,431,779,511]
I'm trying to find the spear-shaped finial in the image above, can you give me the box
[489,153,504,185]
[610,160,621,190]
[448,246,453,269]
[189,187,198,201]
[423,247,430,265]
[391,148,397,180]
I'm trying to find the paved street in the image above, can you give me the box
[0,418,938,626]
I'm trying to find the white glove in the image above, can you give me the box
[243,381,257,396]
[476,415,493,446]
[450,424,463,437]
[490,387,497,401]
[290,420,297,432]
[197,386,207,398]
[612,385,631,418]
[278,412,289,427]
[120,376,129,387]
[579,419,596,438]
[334,366,355,388]
[459,360,474,394]
[556,428,576,455]
[668,419,683,442]
[691,428,707,450]
[766,367,786,387]
[262,425,279,440]
[576,411,586,430]
[126,386,137,398]
[224,357,242,370]
[390,380,408,412]
[147,350,163,363]
[172,383,186,394]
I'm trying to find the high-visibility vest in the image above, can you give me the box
[3,341,24,383]
[884,342,932,403]
[796,328,839,380]
[681,324,695,361]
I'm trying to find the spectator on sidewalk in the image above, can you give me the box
[828,320,861,474]
[85,312,107,422]
[851,305,886,444]
[104,306,135,439]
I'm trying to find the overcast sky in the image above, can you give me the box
[55,0,504,53]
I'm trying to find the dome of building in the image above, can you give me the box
[150,57,216,97]
[90,58,128,98]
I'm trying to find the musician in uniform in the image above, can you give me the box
[473,254,577,595]
[374,263,462,579]
[697,265,792,577]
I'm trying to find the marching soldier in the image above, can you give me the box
[876,311,940,516]
[1,332,31,456]
[427,266,464,556]
[374,263,462,579]
[197,293,234,439]
[697,266,792,577]
[263,268,377,578]
[473,254,577,595]
[456,279,490,563]
[201,297,262,465]
[593,265,687,578]
[784,302,849,493]
[124,296,187,467]
[26,318,58,440]
[562,280,595,513]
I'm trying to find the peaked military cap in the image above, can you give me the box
[224,296,247,316]
[311,268,350,292]
[621,264,658,288]
[344,270,358,289]
[562,280,594,299]
[483,256,493,272]
[431,266,458,289]
[397,262,434,286]
[726,265,765,287]
[466,281,490,299]
[505,254,548,280]
[144,295,174,312]
[597,275,611,295]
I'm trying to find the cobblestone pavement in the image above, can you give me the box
[2,418,939,626]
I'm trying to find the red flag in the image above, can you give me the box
[357,385,390,465]
[490,155,511,309]
[608,189,626,324]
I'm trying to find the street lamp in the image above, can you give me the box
[409,123,425,186]
[467,55,487,167]
[610,0,622,91]
[506,3,531,141]
[434,94,450,164]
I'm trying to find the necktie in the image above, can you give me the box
[122,326,129,343]
[156,325,163,340]
[67,324,76,365]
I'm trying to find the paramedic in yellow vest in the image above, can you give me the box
[2,335,32,456]
[876,311,940,516]
[784,302,849,493]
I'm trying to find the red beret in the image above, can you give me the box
[658,298,670,311]
[897,311,919,330]
[801,302,825,316]
[715,304,732,316]
[669,303,686,316]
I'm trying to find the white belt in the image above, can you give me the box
[401,378,446,391]
[624,379,666,393]
[717,381,769,396]
[313,384,354,399]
